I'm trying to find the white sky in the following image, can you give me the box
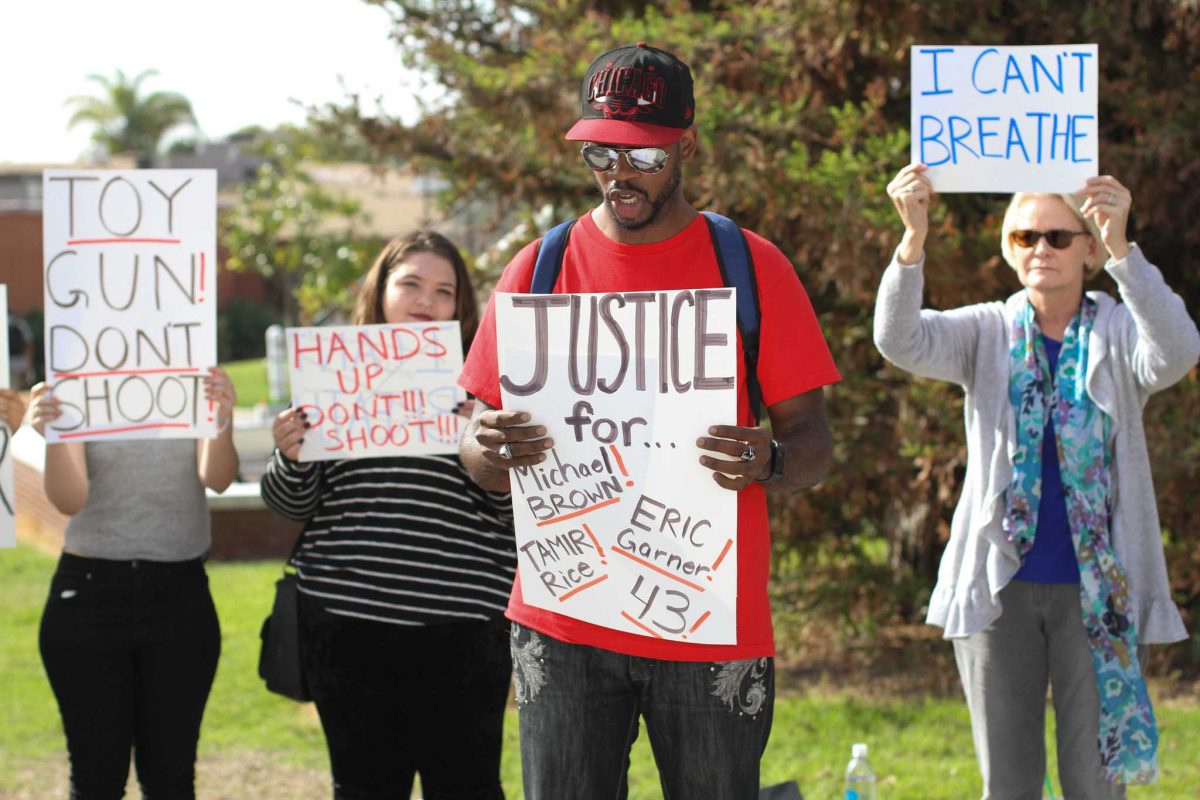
[1,0,425,164]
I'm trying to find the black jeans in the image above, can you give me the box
[38,553,221,800]
[298,594,512,799]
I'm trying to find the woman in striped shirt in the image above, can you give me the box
[260,231,515,800]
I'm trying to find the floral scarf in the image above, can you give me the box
[1003,296,1157,785]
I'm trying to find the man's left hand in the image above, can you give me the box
[697,424,771,490]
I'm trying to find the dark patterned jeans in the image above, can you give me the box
[510,622,774,800]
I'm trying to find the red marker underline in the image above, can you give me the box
[58,422,192,439]
[620,611,663,639]
[53,367,202,380]
[534,496,620,527]
[611,547,707,592]
[66,238,182,245]
[558,574,608,602]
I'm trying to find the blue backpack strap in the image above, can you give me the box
[701,211,764,424]
[530,220,576,293]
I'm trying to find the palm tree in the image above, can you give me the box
[66,69,197,166]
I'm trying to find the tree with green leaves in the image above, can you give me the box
[65,69,197,166]
[229,121,377,164]
[221,140,376,327]
[329,0,1200,657]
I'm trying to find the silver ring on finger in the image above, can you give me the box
[1107,192,1117,204]
[739,444,756,462]
[498,443,513,459]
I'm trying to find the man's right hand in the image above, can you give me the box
[472,409,554,468]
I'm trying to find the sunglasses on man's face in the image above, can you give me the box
[580,144,670,175]
[1009,229,1089,249]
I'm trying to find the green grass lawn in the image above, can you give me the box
[223,358,269,409]
[2,544,1196,798]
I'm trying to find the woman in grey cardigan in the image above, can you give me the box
[875,164,1199,800]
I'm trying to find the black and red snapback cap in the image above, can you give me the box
[565,42,695,146]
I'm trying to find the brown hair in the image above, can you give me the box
[352,230,480,349]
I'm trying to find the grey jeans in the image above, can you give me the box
[510,622,774,800]
[952,580,1148,800]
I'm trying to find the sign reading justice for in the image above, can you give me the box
[42,170,218,442]
[911,44,1099,193]
[498,289,738,644]
[287,321,467,461]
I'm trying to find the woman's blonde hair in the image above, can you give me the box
[352,230,480,350]
[999,193,1106,278]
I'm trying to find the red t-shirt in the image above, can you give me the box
[460,211,840,660]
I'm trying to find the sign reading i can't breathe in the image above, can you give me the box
[497,289,739,644]
[287,321,467,461]
[41,170,218,442]
[1,285,14,548]
[910,44,1099,193]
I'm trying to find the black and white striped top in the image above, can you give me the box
[260,450,516,626]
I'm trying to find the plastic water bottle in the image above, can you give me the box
[845,742,877,800]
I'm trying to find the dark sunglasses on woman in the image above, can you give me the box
[1009,229,1090,249]
[580,144,670,175]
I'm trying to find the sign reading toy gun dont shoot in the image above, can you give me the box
[498,289,738,644]
[287,322,467,461]
[42,170,218,442]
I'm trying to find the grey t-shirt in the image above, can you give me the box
[63,439,211,561]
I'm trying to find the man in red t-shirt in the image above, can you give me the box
[459,43,840,799]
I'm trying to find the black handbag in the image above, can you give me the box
[258,541,311,702]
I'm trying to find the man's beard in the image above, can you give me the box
[604,160,682,231]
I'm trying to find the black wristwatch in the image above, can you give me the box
[756,438,786,484]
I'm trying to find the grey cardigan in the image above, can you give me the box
[874,245,1199,643]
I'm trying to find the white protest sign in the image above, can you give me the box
[42,170,218,442]
[1,285,14,547]
[498,289,739,644]
[911,44,1099,193]
[288,322,467,461]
